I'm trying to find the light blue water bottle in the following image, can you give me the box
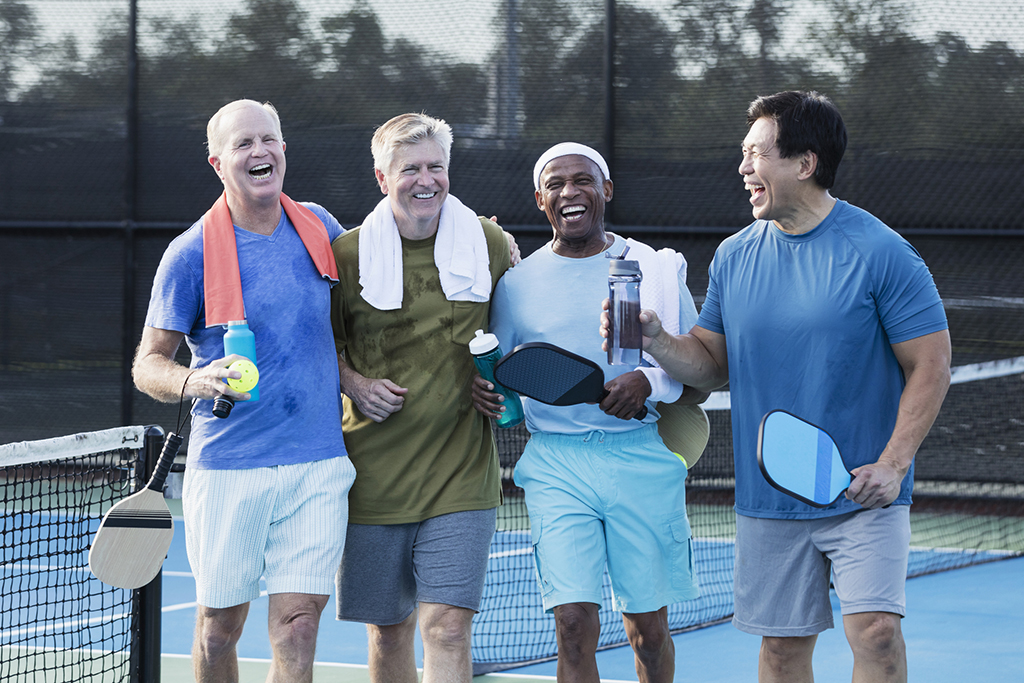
[469,329,524,428]
[213,320,259,419]
[223,320,259,401]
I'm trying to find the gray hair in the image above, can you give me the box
[371,113,453,174]
[206,100,283,157]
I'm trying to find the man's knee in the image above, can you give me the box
[554,603,601,654]
[761,634,816,665]
[368,611,418,652]
[846,612,903,658]
[419,604,473,651]
[624,612,671,662]
[268,594,327,652]
[195,604,249,655]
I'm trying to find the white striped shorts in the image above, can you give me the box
[182,456,356,609]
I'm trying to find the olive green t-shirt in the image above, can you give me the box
[330,218,510,524]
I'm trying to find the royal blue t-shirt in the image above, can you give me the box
[697,200,947,518]
[144,202,349,470]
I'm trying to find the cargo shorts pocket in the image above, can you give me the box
[669,511,696,581]
[529,516,555,599]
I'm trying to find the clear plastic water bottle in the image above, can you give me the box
[607,259,643,365]
[469,329,524,428]
[213,320,259,418]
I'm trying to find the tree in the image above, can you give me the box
[0,0,39,102]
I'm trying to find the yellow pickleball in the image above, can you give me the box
[226,359,259,393]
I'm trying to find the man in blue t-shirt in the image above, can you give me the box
[604,92,951,682]
[133,100,355,683]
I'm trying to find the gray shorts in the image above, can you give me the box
[732,506,910,637]
[335,508,497,625]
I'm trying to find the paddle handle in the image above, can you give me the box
[146,432,183,493]
[598,390,648,420]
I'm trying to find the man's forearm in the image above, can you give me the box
[133,351,194,403]
[336,352,365,398]
[877,357,951,475]
[645,329,728,393]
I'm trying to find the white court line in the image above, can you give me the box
[0,611,128,640]
[162,589,268,613]
[909,544,1016,557]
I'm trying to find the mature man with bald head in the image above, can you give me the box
[133,99,355,683]
[473,142,707,683]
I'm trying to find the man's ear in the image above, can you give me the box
[798,150,819,181]
[374,168,389,195]
[208,156,222,178]
[535,189,545,212]
[603,178,614,202]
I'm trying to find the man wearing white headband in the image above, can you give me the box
[473,142,707,682]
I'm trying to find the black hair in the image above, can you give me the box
[746,91,847,189]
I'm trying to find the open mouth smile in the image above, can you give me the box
[249,164,272,180]
[561,205,586,222]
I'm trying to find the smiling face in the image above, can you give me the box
[535,154,614,257]
[739,117,806,227]
[376,139,450,238]
[208,102,286,209]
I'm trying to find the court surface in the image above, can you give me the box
[158,511,1024,682]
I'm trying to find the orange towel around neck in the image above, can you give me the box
[202,191,339,327]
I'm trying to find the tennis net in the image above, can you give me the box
[0,425,164,683]
[473,357,1024,673]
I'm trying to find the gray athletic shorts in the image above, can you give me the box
[732,506,910,637]
[335,508,497,625]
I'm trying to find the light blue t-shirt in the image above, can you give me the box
[490,234,699,435]
[697,200,947,519]
[144,202,349,470]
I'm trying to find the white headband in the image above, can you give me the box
[533,142,611,191]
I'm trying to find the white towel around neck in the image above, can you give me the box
[358,194,492,311]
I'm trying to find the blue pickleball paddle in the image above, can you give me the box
[757,409,852,507]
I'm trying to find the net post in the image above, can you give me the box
[131,424,166,683]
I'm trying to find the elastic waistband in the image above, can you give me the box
[530,423,660,449]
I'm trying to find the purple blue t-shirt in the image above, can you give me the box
[697,200,947,519]
[144,202,348,470]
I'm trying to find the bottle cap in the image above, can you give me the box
[468,329,499,355]
[608,259,642,277]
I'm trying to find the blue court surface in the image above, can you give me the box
[157,516,1024,682]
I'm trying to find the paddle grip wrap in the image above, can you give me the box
[147,432,183,492]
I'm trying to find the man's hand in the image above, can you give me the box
[344,374,407,423]
[498,222,522,266]
[599,370,651,420]
[599,298,665,352]
[189,354,253,401]
[471,374,510,419]
[846,460,905,509]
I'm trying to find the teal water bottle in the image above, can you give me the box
[213,320,259,418]
[469,329,524,428]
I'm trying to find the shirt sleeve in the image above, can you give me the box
[872,235,948,344]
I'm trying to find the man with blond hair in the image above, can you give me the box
[330,112,516,683]
[134,99,355,683]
